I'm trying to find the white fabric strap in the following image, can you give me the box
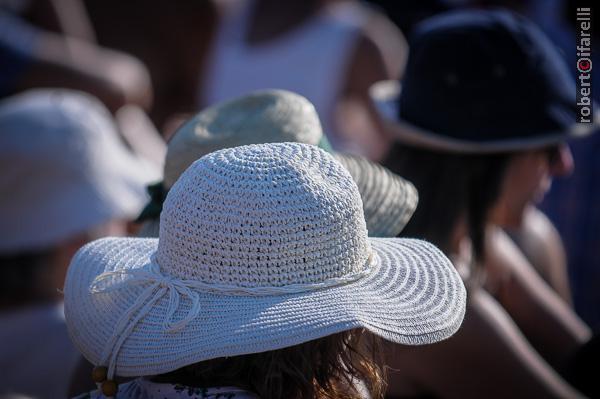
[88,252,377,379]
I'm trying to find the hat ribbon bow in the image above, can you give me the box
[89,260,202,380]
[87,251,378,380]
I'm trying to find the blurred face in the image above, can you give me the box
[490,143,573,228]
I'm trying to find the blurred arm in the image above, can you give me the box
[506,206,572,304]
[485,226,590,370]
[13,29,152,112]
[25,0,96,41]
[385,288,585,399]
[337,9,407,161]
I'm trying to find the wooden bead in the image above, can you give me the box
[101,380,118,397]
[91,366,108,383]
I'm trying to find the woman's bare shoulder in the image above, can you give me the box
[384,289,583,399]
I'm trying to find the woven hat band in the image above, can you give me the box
[91,250,377,298]
[89,249,377,381]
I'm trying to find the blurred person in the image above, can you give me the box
[11,0,168,170]
[0,1,152,113]
[199,0,408,161]
[0,89,155,399]
[424,0,599,316]
[373,10,595,397]
[63,142,466,399]
[2,0,168,172]
[459,0,598,311]
[540,133,600,329]
[83,0,218,129]
[372,0,576,310]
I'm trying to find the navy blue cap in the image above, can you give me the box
[396,9,584,146]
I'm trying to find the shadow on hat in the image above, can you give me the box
[137,90,418,238]
[371,9,598,153]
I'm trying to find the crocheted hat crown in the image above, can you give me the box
[157,143,370,287]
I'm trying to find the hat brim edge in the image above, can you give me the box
[371,80,599,154]
[64,236,466,377]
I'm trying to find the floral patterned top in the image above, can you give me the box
[74,378,260,399]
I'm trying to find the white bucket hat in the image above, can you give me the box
[64,142,466,384]
[0,89,157,253]
[139,89,417,238]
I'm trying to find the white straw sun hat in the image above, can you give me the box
[64,142,466,387]
[0,89,156,253]
[138,89,417,238]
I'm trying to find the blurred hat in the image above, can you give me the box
[333,153,416,238]
[0,89,156,253]
[372,9,598,153]
[139,90,417,238]
[64,143,466,382]
[163,89,328,188]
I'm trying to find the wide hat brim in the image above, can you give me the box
[371,80,599,153]
[65,236,466,377]
[334,153,417,237]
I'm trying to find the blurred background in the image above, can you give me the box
[3,0,595,327]
[0,0,598,398]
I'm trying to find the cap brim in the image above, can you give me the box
[334,153,418,237]
[65,236,466,377]
[371,80,599,154]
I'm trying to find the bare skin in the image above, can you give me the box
[484,144,587,366]
[490,144,573,228]
[385,288,585,399]
[506,206,572,305]
[484,226,590,370]
[384,224,588,398]
[22,0,97,43]
[490,144,574,303]
[335,3,408,161]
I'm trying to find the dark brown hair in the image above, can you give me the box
[153,329,385,399]
[384,143,509,265]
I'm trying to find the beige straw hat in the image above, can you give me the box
[139,90,417,238]
[64,142,466,385]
